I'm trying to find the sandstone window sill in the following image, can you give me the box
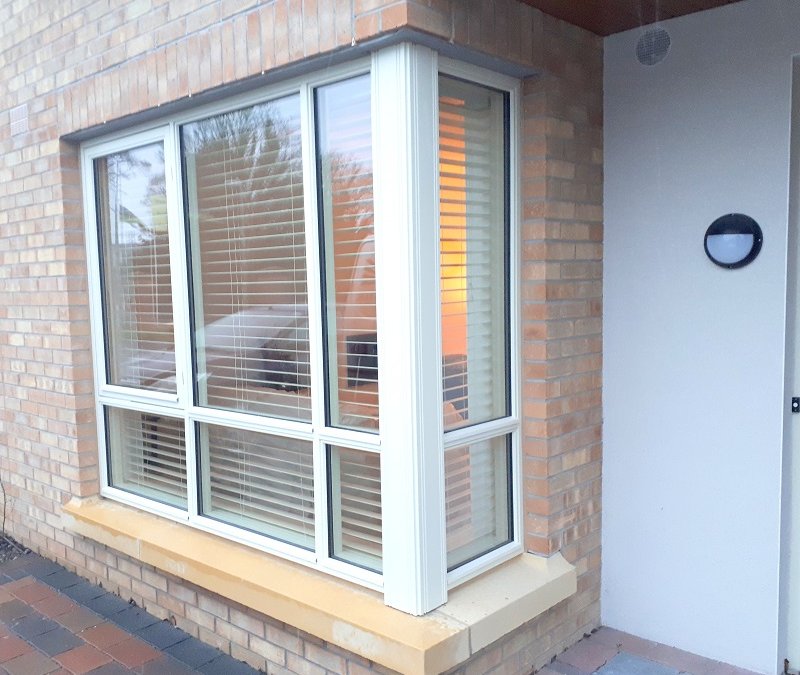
[62,497,576,674]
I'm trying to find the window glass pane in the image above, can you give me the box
[95,144,175,391]
[315,76,379,432]
[182,96,310,421]
[106,407,187,508]
[445,434,511,569]
[199,423,315,549]
[328,445,381,572]
[439,76,509,430]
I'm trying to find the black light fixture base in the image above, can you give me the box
[704,213,763,269]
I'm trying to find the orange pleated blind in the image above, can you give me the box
[439,76,509,431]
[439,75,512,570]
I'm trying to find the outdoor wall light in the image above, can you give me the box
[704,213,763,269]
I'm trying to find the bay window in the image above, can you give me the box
[82,44,519,616]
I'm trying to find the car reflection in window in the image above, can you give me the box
[117,302,468,425]
[117,304,309,395]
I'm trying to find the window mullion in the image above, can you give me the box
[164,123,198,518]
[300,81,330,563]
[372,43,446,615]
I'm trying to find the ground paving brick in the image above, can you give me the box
[84,593,131,618]
[26,626,83,656]
[109,606,161,632]
[0,600,33,623]
[1,649,60,675]
[0,554,260,675]
[54,643,113,673]
[10,614,61,639]
[549,629,760,675]
[136,621,191,649]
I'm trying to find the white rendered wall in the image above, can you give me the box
[603,2,800,672]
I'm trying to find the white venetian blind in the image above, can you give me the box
[95,144,176,392]
[439,76,508,431]
[329,446,382,572]
[182,96,311,422]
[200,423,315,549]
[315,75,379,432]
[444,435,510,569]
[106,407,187,509]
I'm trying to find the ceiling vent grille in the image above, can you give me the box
[636,28,671,66]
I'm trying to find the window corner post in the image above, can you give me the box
[372,43,447,615]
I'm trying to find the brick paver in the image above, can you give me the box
[104,637,162,668]
[55,643,113,673]
[13,582,55,604]
[551,628,761,675]
[27,626,83,656]
[558,638,619,672]
[0,633,32,662]
[11,614,61,639]
[0,551,771,675]
[33,595,81,619]
[140,655,197,674]
[79,622,131,649]
[2,649,61,675]
[0,599,33,623]
[0,553,260,675]
[54,607,103,633]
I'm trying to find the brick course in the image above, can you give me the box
[0,1,602,673]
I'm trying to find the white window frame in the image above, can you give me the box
[81,44,520,616]
[438,56,522,591]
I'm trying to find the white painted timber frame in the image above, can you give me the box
[80,42,520,617]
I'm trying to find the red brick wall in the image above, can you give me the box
[0,1,602,672]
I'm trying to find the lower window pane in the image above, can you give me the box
[445,434,511,570]
[328,446,382,572]
[199,424,315,549]
[106,408,187,509]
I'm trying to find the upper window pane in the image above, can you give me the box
[95,143,175,391]
[439,76,509,431]
[315,75,379,432]
[182,96,311,421]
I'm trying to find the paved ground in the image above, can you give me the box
[547,627,760,675]
[0,551,765,675]
[0,553,259,674]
